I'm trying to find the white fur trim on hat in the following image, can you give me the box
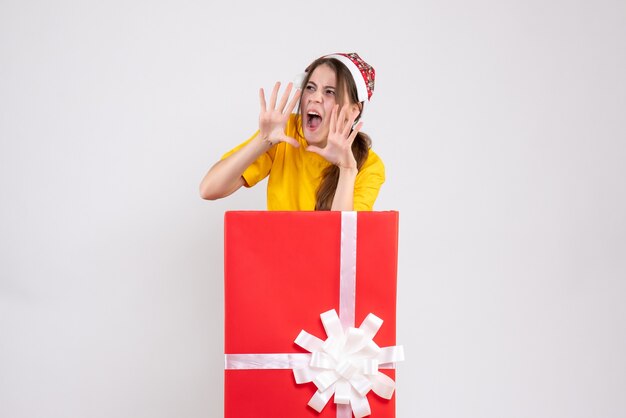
[323,53,370,103]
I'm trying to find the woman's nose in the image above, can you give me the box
[310,89,323,102]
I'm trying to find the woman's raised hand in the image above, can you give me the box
[306,104,362,169]
[259,82,301,147]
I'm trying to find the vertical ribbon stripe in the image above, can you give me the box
[340,211,357,330]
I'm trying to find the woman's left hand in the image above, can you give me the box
[306,105,362,169]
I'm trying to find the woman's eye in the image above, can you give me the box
[306,85,315,91]
[326,90,335,95]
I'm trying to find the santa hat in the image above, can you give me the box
[321,52,375,103]
[295,52,375,105]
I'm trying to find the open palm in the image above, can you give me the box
[306,105,362,169]
[259,82,301,147]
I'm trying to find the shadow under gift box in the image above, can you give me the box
[224,211,399,418]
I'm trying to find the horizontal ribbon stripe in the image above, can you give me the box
[225,353,311,369]
[225,353,397,370]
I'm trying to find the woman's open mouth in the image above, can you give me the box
[306,111,322,131]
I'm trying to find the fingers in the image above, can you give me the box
[331,105,350,140]
[269,81,280,111]
[259,88,267,112]
[329,104,338,134]
[340,106,358,138]
[337,106,347,135]
[285,88,301,115]
[347,121,363,145]
[265,82,301,115]
[277,82,293,112]
[305,145,324,156]
[281,135,300,148]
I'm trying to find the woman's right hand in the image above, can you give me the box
[258,82,301,147]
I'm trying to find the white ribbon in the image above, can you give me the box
[224,212,404,418]
[340,211,358,329]
[293,309,404,418]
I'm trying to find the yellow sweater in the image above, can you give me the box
[222,114,385,211]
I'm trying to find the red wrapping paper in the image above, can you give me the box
[224,211,399,417]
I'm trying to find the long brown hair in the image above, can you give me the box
[295,57,372,211]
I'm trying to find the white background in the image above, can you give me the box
[1,0,625,417]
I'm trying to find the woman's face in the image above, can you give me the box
[301,64,342,146]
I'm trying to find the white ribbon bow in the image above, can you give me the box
[293,309,405,418]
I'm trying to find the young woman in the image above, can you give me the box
[199,52,384,211]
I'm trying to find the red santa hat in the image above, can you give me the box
[295,52,375,105]
[320,52,375,103]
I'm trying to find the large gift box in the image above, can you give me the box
[224,211,403,418]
